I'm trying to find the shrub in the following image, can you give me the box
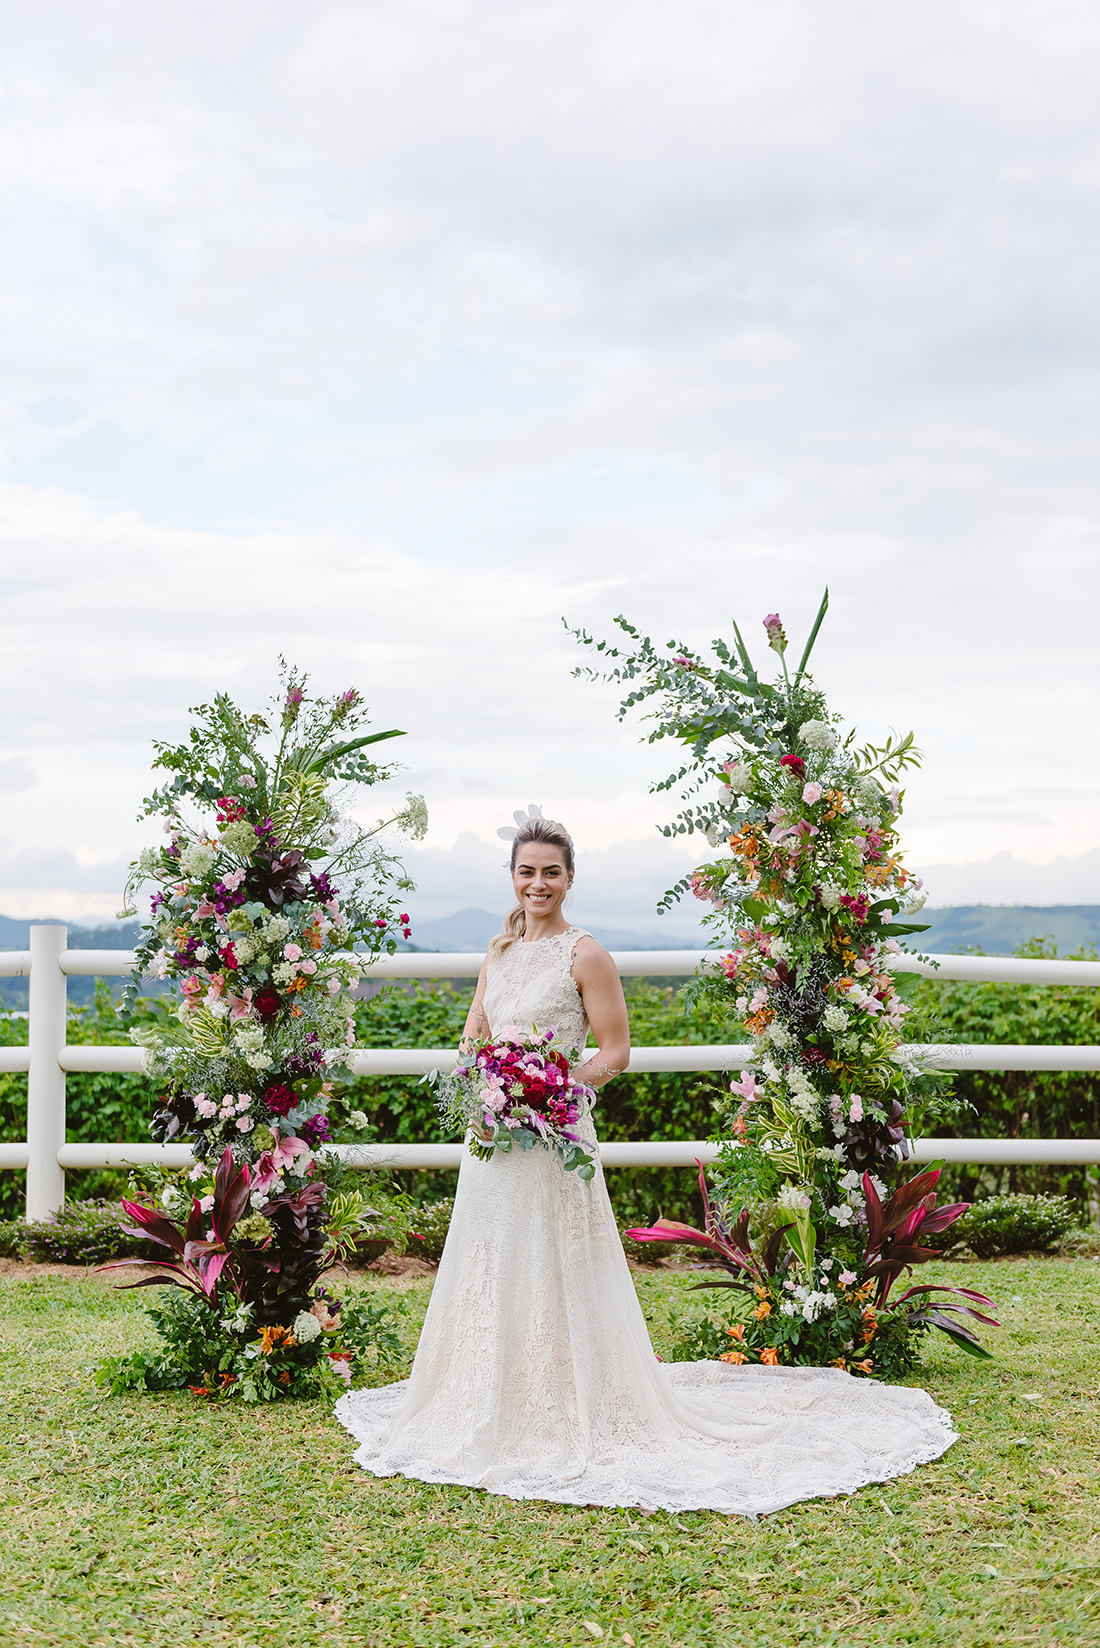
[405,1199,454,1262]
[949,1193,1078,1258]
[0,1219,25,1258]
[20,1199,159,1266]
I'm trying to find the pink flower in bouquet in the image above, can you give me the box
[196,899,216,918]
[849,1094,864,1123]
[802,781,823,805]
[194,1094,217,1120]
[269,1130,313,1174]
[181,976,204,1006]
[328,1351,352,1384]
[227,988,254,1023]
[839,1270,857,1286]
[283,943,302,962]
[732,1071,764,1103]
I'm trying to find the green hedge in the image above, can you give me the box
[910,937,1100,1205]
[5,938,1096,1227]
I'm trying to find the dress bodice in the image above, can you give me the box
[482,926,591,1055]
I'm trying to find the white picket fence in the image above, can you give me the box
[2,924,1100,1219]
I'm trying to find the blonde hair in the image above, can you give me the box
[487,817,576,960]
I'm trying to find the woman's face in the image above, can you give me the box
[511,840,573,922]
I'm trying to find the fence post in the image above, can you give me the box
[26,924,67,1219]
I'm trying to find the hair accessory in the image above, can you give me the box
[497,804,544,842]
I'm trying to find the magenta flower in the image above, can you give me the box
[763,613,787,654]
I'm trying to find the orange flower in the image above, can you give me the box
[831,1357,847,1372]
[286,976,308,994]
[759,1346,780,1366]
[188,1384,210,1397]
[860,1308,878,1345]
[259,1325,297,1355]
[752,1300,772,1320]
[853,1358,874,1375]
[744,1008,774,1035]
[719,1351,748,1365]
[219,1372,237,1387]
[278,1371,291,1385]
[726,1324,746,1342]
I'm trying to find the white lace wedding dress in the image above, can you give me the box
[334,927,957,1515]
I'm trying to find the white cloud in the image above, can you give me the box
[0,3,1099,919]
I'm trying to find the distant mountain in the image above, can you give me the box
[917,905,1100,957]
[0,915,145,1008]
[405,907,704,953]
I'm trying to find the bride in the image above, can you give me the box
[335,813,957,1515]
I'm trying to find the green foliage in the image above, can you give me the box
[405,1198,454,1263]
[911,937,1100,1204]
[96,1283,403,1402]
[19,1200,158,1266]
[0,1218,24,1258]
[0,987,167,1219]
[948,1193,1079,1259]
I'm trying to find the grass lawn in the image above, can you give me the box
[0,1258,1098,1647]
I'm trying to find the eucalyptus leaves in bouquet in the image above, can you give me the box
[575,594,995,1373]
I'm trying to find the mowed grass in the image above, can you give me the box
[0,1259,1098,1648]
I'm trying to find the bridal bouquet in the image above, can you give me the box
[436,1028,597,1181]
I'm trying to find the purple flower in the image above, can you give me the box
[309,871,336,904]
[301,1113,332,1147]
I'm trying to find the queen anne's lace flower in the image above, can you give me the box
[292,1310,322,1344]
[797,719,837,751]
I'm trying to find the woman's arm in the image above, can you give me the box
[460,959,491,1051]
[570,938,630,1090]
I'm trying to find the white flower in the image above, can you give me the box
[777,1184,812,1211]
[179,841,217,881]
[839,1169,861,1191]
[854,776,882,808]
[766,1021,794,1050]
[903,887,928,914]
[785,1066,821,1123]
[822,1004,849,1033]
[397,792,429,841]
[828,1203,855,1227]
[292,1310,322,1344]
[819,884,842,911]
[780,1299,798,1317]
[139,846,159,872]
[798,719,837,752]
[723,761,753,792]
[768,936,789,962]
[704,821,727,847]
[348,1110,369,1130]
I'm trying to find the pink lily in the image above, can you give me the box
[227,988,254,1023]
[269,1130,313,1174]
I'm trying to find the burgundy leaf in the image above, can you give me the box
[914,1202,970,1235]
[118,1199,188,1256]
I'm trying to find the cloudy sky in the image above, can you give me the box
[3,1,1100,935]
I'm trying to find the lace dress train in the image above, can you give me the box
[334,928,956,1516]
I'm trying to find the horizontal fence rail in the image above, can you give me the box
[3,929,1100,1218]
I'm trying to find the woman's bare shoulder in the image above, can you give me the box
[569,931,617,976]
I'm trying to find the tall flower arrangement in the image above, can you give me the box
[99,666,428,1398]
[575,595,996,1373]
